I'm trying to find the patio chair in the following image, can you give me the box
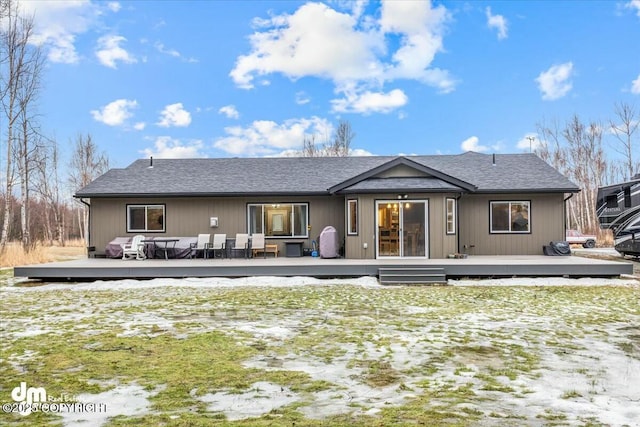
[210,233,227,259]
[251,233,266,258]
[190,233,211,259]
[232,233,249,258]
[121,234,146,260]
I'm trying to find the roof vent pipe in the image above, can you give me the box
[149,156,153,168]
[492,153,496,166]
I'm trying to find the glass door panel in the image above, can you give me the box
[377,202,400,256]
[377,200,427,258]
[402,201,426,257]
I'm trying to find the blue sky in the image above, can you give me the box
[21,0,640,168]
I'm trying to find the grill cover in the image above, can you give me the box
[319,226,339,258]
[543,241,571,256]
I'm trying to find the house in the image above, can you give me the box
[74,152,579,259]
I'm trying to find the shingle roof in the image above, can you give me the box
[74,152,579,198]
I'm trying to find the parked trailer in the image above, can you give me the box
[597,175,640,257]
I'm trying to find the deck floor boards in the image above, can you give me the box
[14,255,632,281]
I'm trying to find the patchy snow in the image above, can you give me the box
[450,276,639,287]
[196,382,298,420]
[58,383,157,427]
[2,275,639,425]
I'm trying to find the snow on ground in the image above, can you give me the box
[196,382,299,421]
[2,276,639,425]
[58,383,159,427]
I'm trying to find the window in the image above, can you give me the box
[490,201,530,233]
[248,203,309,238]
[446,198,456,234]
[347,199,358,235]
[606,195,618,209]
[624,187,631,208]
[127,204,165,232]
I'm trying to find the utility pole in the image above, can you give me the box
[526,136,535,153]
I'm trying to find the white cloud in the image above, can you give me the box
[331,89,408,114]
[157,103,192,127]
[295,91,311,105]
[219,105,240,119]
[154,41,198,63]
[485,7,508,40]
[632,74,640,94]
[95,35,137,69]
[134,122,146,131]
[107,2,121,13]
[516,134,541,151]
[349,148,375,156]
[90,99,138,126]
[626,0,640,17]
[20,0,98,64]
[535,62,574,101]
[230,1,454,113]
[460,136,488,153]
[141,136,205,159]
[214,116,332,156]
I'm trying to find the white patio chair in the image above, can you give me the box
[210,233,227,259]
[190,233,211,259]
[251,233,266,258]
[232,233,249,258]
[121,234,146,260]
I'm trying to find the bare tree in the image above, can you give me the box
[33,139,66,245]
[328,120,355,156]
[0,0,41,250]
[537,115,605,233]
[609,102,640,180]
[68,134,109,243]
[302,134,319,157]
[15,22,43,250]
[300,120,355,157]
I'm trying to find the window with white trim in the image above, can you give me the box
[490,201,530,233]
[127,204,165,232]
[446,198,456,234]
[347,199,358,235]
[248,203,309,238]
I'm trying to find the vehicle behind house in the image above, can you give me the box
[565,230,596,248]
[597,175,640,256]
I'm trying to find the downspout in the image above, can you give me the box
[456,193,463,254]
[78,197,92,256]
[563,193,574,236]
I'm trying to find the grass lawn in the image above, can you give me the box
[1,277,639,426]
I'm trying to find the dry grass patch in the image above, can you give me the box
[0,240,85,268]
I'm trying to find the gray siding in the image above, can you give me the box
[90,196,344,256]
[458,193,566,255]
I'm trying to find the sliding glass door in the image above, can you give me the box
[376,200,428,258]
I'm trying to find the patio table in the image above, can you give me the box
[143,238,179,260]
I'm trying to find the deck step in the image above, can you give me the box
[378,267,447,285]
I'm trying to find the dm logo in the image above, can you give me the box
[11,382,47,416]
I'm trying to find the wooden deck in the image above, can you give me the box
[13,255,633,281]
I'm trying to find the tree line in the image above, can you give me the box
[535,102,639,234]
[0,0,108,253]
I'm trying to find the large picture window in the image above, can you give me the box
[347,199,358,235]
[127,204,165,232]
[248,203,309,238]
[446,198,456,235]
[490,201,530,233]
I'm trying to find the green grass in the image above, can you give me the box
[0,282,638,426]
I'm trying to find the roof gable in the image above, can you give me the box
[328,156,477,194]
